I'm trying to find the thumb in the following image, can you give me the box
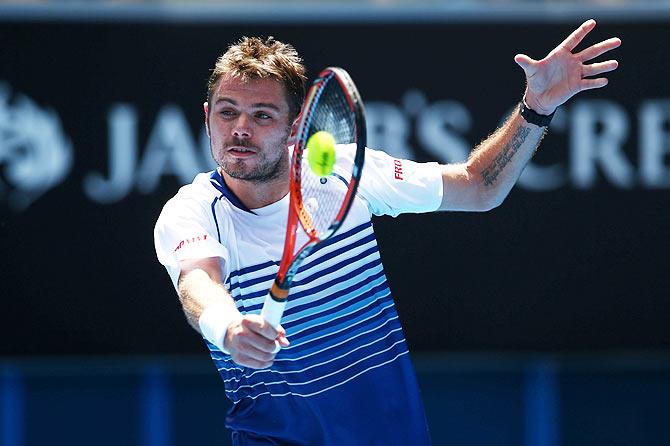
[514,54,536,74]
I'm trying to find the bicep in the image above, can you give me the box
[178,257,224,287]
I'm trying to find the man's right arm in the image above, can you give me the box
[177,257,289,369]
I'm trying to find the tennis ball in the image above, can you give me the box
[307,131,336,177]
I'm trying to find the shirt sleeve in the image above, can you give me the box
[154,193,230,289]
[334,145,443,217]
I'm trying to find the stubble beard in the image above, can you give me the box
[213,139,289,184]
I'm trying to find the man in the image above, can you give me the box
[155,21,620,445]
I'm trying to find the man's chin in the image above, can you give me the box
[219,156,287,183]
[222,166,275,183]
[220,160,256,179]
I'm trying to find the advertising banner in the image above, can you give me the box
[2,15,669,354]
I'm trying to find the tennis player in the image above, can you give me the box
[155,20,620,445]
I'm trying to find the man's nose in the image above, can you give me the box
[232,114,252,139]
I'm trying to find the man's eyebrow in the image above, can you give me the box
[213,97,281,111]
[253,102,281,111]
[214,97,237,105]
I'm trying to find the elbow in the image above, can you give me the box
[469,165,512,211]
[443,163,511,212]
[449,188,503,212]
[480,192,506,212]
[468,184,509,212]
[469,197,500,212]
[464,167,505,212]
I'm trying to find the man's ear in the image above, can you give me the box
[290,115,300,137]
[286,116,300,147]
[203,102,210,137]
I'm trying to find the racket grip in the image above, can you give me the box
[261,294,286,354]
[261,294,286,329]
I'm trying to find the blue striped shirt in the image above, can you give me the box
[155,147,443,444]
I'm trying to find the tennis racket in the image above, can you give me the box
[260,67,366,332]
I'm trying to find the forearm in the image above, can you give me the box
[178,263,286,367]
[177,268,240,334]
[466,105,547,208]
[439,20,619,212]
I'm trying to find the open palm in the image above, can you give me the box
[515,19,621,115]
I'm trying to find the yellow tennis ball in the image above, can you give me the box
[307,131,336,177]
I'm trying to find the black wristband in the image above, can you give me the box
[520,100,554,127]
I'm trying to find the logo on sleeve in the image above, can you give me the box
[393,159,404,181]
[174,234,208,252]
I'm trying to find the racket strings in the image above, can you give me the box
[300,77,357,237]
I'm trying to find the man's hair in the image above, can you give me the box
[207,36,307,122]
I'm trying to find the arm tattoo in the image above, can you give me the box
[481,126,532,186]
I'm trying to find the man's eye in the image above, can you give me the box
[220,110,236,117]
[256,112,271,120]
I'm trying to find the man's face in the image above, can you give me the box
[206,76,292,183]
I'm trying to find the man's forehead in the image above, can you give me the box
[212,75,288,106]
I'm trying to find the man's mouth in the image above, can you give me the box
[228,146,257,156]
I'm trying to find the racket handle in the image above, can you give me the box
[261,294,286,354]
[260,294,286,328]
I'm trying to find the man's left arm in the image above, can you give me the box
[439,19,621,212]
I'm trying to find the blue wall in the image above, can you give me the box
[2,354,669,446]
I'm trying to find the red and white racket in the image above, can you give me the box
[260,67,366,329]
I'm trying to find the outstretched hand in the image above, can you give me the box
[514,19,621,115]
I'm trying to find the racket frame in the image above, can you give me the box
[261,67,366,328]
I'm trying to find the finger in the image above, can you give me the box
[243,315,279,341]
[234,353,273,370]
[277,335,290,347]
[275,324,287,339]
[274,324,290,347]
[232,322,276,352]
[582,60,619,78]
[243,332,278,353]
[514,54,537,75]
[230,319,279,353]
[576,37,622,62]
[236,340,277,361]
[580,77,609,91]
[560,19,597,52]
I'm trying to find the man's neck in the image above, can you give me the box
[219,167,290,210]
